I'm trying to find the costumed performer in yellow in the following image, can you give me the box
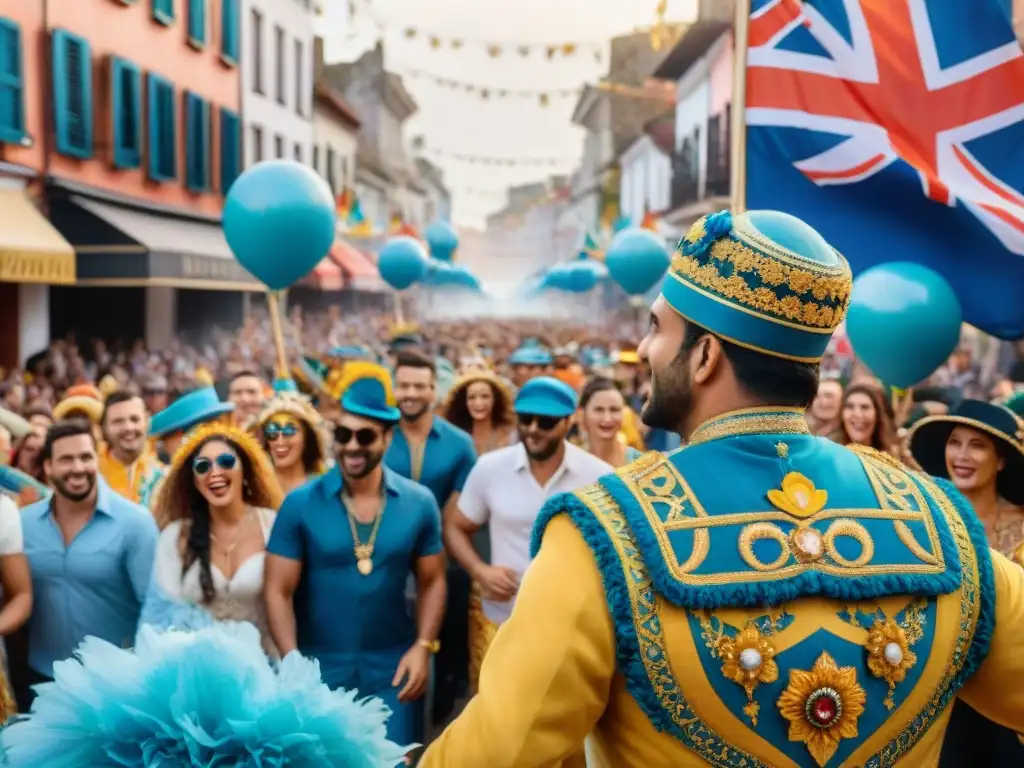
[250,392,331,495]
[420,210,1024,768]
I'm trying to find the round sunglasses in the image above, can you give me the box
[264,423,299,441]
[193,453,238,475]
[334,425,380,447]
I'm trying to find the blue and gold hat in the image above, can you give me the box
[327,362,401,424]
[666,209,852,363]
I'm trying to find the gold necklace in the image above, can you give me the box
[342,493,384,576]
[209,508,254,559]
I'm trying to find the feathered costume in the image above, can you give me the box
[0,623,411,767]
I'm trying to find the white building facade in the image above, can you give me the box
[241,0,316,167]
[619,132,673,225]
[311,85,359,199]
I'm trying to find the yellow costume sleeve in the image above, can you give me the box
[957,549,1024,729]
[419,514,616,767]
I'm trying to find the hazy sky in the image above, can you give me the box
[320,0,699,228]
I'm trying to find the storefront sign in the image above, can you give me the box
[0,251,76,284]
[181,254,235,280]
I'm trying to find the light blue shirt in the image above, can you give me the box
[22,477,158,677]
[385,414,476,508]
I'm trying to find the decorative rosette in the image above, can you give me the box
[718,625,779,725]
[866,618,917,710]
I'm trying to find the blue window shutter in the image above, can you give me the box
[219,107,240,193]
[220,0,239,65]
[110,57,141,169]
[188,0,206,48]
[51,30,93,159]
[147,73,176,181]
[0,18,25,143]
[186,92,210,191]
[152,0,174,25]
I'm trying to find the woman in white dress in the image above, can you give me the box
[141,422,284,655]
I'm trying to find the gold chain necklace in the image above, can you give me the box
[342,493,384,576]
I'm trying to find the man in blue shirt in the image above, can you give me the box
[265,363,446,751]
[18,419,158,710]
[385,348,477,724]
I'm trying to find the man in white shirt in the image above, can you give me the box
[443,376,612,689]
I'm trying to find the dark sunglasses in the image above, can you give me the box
[334,425,380,447]
[518,414,562,431]
[193,453,238,475]
[264,423,299,441]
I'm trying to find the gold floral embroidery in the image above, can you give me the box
[709,238,852,302]
[777,651,867,767]
[775,441,790,458]
[767,472,828,519]
[687,407,810,446]
[718,626,779,726]
[866,618,917,710]
[684,217,706,243]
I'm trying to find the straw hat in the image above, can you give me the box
[53,384,104,424]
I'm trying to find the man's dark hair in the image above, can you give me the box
[42,418,96,462]
[230,370,262,383]
[102,390,141,424]
[394,348,436,377]
[683,322,819,408]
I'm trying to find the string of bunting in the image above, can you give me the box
[400,67,580,104]
[347,0,607,62]
[420,147,576,167]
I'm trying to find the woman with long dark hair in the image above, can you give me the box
[251,393,330,494]
[574,377,643,468]
[142,423,283,655]
[832,381,900,455]
[441,370,516,455]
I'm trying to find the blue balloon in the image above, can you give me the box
[605,228,671,296]
[541,264,574,292]
[425,220,459,262]
[564,262,598,293]
[846,262,962,389]
[378,236,428,290]
[223,160,336,290]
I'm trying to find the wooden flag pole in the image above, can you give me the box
[266,290,290,380]
[729,0,752,214]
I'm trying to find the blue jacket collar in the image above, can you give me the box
[687,406,809,446]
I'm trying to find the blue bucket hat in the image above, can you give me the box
[509,347,552,367]
[514,376,578,419]
[329,362,401,425]
[149,387,235,437]
[908,399,1024,505]
[666,209,852,363]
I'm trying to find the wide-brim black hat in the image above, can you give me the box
[908,399,1024,504]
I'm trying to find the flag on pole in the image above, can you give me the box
[743,0,1024,338]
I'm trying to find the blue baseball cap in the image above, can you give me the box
[514,376,578,419]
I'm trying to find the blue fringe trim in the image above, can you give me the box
[531,493,678,737]
[599,472,963,610]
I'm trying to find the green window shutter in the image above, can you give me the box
[219,107,240,193]
[186,92,209,191]
[0,18,25,143]
[152,0,174,26]
[220,0,239,64]
[52,29,93,159]
[188,0,206,48]
[110,57,141,169]
[147,73,176,182]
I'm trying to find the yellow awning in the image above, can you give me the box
[0,189,76,285]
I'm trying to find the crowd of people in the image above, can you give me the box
[0,295,1022,764]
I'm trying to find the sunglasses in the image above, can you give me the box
[264,423,299,441]
[193,453,238,475]
[518,414,562,431]
[334,426,380,447]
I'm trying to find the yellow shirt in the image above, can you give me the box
[97,444,165,508]
[420,516,1024,767]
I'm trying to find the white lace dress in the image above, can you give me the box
[151,508,278,657]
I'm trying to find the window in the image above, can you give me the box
[110,57,141,168]
[340,156,348,187]
[151,0,174,25]
[187,0,206,48]
[250,10,263,94]
[274,26,285,105]
[52,29,93,159]
[221,0,239,64]
[312,144,319,172]
[325,146,336,195]
[146,73,176,181]
[0,19,25,144]
[185,92,210,191]
[220,108,241,192]
[294,39,304,116]
[293,142,302,162]
[251,124,263,162]
[274,134,283,158]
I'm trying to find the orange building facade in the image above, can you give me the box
[0,0,254,370]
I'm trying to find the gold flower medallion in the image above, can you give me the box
[777,652,867,767]
[866,618,917,710]
[718,626,779,726]
[767,472,828,519]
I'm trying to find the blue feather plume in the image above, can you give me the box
[1,623,411,767]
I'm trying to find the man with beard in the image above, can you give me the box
[384,348,476,724]
[97,391,165,508]
[265,363,446,755]
[421,209,1024,767]
[443,377,611,700]
[18,419,157,710]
